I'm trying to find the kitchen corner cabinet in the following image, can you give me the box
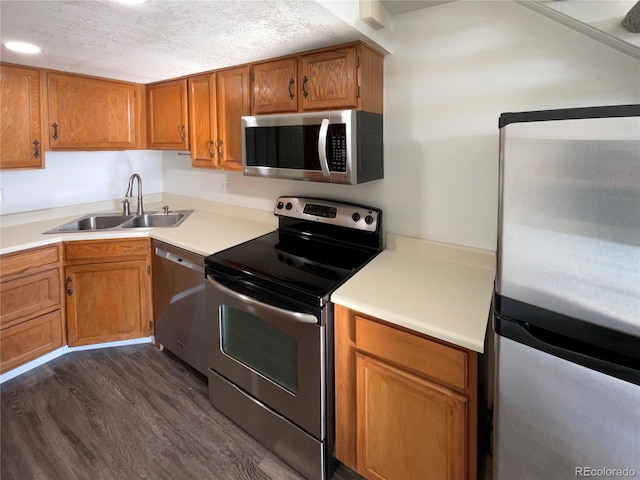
[147,78,189,150]
[335,305,478,480]
[64,239,152,347]
[0,245,65,374]
[47,72,140,150]
[0,64,45,169]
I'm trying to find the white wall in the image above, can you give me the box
[3,1,639,250]
[164,1,640,250]
[0,150,163,215]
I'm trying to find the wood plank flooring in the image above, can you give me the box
[1,345,363,480]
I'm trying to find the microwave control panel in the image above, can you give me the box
[330,126,347,172]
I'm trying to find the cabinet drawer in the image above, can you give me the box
[0,267,61,328]
[0,310,64,374]
[65,239,149,264]
[0,244,61,280]
[354,315,468,391]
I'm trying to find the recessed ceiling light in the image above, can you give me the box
[4,41,41,54]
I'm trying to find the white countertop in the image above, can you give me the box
[332,234,496,353]
[1,196,495,353]
[0,193,277,257]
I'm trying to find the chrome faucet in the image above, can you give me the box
[125,173,144,215]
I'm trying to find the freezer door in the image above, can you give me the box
[497,108,640,337]
[493,335,640,480]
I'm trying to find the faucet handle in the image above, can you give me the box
[162,205,170,214]
[121,199,130,216]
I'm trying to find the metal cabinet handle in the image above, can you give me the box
[65,276,73,295]
[33,140,40,158]
[208,140,215,159]
[179,125,186,141]
[218,140,224,159]
[302,76,309,98]
[288,78,295,100]
[52,123,59,140]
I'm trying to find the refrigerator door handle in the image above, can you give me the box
[496,315,640,386]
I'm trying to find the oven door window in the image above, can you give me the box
[220,305,298,394]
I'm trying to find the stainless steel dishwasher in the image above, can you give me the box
[152,239,211,376]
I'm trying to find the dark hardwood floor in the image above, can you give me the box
[1,345,363,480]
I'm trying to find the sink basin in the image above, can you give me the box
[53,214,134,232]
[44,210,193,233]
[121,212,186,228]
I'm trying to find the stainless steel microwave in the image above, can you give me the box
[241,109,383,184]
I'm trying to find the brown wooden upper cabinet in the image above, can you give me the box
[189,66,249,171]
[251,58,298,115]
[47,72,139,150]
[188,73,217,168]
[216,66,250,171]
[250,43,384,115]
[0,64,45,169]
[147,78,189,150]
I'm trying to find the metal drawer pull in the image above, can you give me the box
[207,275,317,324]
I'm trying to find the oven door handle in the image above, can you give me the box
[207,275,318,324]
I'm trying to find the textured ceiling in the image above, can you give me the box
[0,0,365,83]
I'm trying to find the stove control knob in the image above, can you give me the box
[285,202,293,210]
[352,212,361,222]
[365,215,374,225]
[277,201,284,210]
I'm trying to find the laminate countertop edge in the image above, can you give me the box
[332,234,497,353]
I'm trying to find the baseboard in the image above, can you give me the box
[0,336,154,384]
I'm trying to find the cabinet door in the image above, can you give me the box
[299,47,357,111]
[48,72,137,150]
[251,58,297,114]
[188,73,218,168]
[0,310,64,374]
[65,260,151,346]
[147,78,188,150]
[0,65,43,169]
[216,66,250,171]
[356,353,467,480]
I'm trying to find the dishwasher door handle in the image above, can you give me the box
[155,247,205,274]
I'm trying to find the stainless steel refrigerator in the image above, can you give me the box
[493,104,640,479]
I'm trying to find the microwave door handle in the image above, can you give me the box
[317,118,331,177]
[207,275,317,324]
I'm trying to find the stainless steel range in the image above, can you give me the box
[204,196,382,479]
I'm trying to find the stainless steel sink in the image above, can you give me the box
[121,212,187,228]
[44,210,193,233]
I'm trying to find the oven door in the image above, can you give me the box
[206,273,325,440]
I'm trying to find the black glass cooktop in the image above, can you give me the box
[205,230,379,304]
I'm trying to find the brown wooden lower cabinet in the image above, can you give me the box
[335,304,478,480]
[0,244,65,374]
[64,239,152,347]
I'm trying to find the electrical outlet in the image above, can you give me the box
[221,181,229,193]
[0,187,4,204]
